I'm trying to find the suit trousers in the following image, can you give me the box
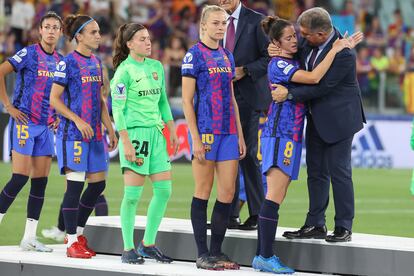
[304,117,355,231]
[231,94,264,217]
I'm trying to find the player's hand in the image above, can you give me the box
[348,31,364,48]
[271,84,288,102]
[332,37,352,53]
[268,43,281,57]
[333,31,364,53]
[234,66,246,81]
[170,131,179,156]
[192,137,205,162]
[74,118,94,140]
[107,130,118,152]
[7,105,28,124]
[49,117,60,130]
[238,136,247,160]
[123,140,136,162]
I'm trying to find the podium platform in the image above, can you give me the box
[83,216,414,276]
[0,244,326,276]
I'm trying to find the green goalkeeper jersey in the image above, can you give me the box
[110,55,173,131]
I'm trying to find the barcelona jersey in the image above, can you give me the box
[262,57,306,142]
[181,41,236,135]
[53,51,103,142]
[8,43,62,125]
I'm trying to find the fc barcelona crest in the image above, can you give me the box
[152,72,158,80]
[74,157,81,164]
[204,144,212,153]
[18,140,26,147]
[283,158,291,166]
[136,158,144,166]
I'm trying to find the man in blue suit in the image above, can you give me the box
[217,0,271,230]
[273,7,365,242]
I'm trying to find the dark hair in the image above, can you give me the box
[167,34,188,52]
[113,23,146,70]
[297,7,332,33]
[261,16,292,42]
[63,14,94,41]
[39,11,63,28]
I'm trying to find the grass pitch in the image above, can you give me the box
[0,162,412,245]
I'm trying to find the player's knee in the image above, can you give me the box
[3,174,29,196]
[123,197,138,207]
[11,174,29,186]
[66,171,86,182]
[92,180,106,195]
[217,188,234,203]
[194,185,212,200]
[153,180,172,201]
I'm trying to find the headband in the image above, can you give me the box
[126,27,141,41]
[72,18,94,39]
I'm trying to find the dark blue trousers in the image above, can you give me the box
[231,95,264,217]
[304,118,355,231]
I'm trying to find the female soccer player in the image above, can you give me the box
[182,5,246,270]
[49,14,117,259]
[252,16,362,274]
[111,23,179,264]
[0,11,63,252]
[42,66,112,243]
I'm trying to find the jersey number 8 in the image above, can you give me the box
[284,141,294,158]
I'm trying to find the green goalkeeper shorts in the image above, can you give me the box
[119,126,171,175]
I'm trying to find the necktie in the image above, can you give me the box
[225,16,235,52]
[307,47,319,71]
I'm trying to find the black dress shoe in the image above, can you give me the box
[238,215,258,230]
[283,225,327,239]
[325,227,352,242]
[207,217,240,230]
[227,217,241,229]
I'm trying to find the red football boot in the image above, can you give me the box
[77,235,96,256]
[66,241,92,258]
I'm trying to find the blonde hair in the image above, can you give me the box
[199,5,227,39]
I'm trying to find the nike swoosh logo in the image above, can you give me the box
[136,78,143,83]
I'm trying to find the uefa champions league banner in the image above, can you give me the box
[1,113,414,168]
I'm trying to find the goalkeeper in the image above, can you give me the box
[111,23,179,264]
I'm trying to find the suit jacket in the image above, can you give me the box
[290,28,366,143]
[231,5,271,111]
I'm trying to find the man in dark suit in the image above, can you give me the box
[217,0,271,230]
[272,7,365,242]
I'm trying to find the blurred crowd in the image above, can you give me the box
[1,0,414,114]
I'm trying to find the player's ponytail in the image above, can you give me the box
[63,14,94,42]
[199,5,227,40]
[113,23,146,70]
[261,16,292,42]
